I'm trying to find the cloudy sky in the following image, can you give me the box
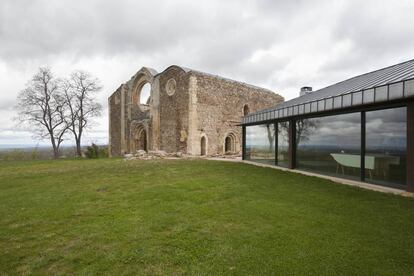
[1,0,414,147]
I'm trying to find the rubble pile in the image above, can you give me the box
[124,150,241,160]
[124,150,185,160]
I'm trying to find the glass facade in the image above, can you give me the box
[365,107,407,187]
[277,122,289,167]
[244,105,409,189]
[296,113,361,180]
[245,124,275,165]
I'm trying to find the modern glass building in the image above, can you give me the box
[241,60,414,192]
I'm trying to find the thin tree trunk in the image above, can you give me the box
[53,148,59,159]
[76,138,82,157]
[51,138,59,159]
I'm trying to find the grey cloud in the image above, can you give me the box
[1,0,414,146]
[0,128,33,144]
[1,0,267,63]
[0,1,200,60]
[321,1,414,74]
[0,99,14,110]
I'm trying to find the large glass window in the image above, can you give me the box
[365,107,406,187]
[244,105,408,189]
[245,124,275,165]
[296,113,361,180]
[277,122,289,167]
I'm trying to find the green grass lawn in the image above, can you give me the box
[1,159,414,275]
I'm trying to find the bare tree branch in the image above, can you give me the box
[15,67,70,159]
[63,70,103,157]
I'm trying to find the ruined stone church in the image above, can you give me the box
[108,65,283,156]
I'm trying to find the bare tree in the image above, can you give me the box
[16,67,69,159]
[63,70,102,157]
[266,124,275,150]
[276,120,319,147]
[296,119,319,145]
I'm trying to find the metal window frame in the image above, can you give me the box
[242,100,413,191]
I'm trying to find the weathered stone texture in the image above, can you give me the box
[108,65,283,157]
[158,67,190,153]
[108,86,122,156]
[192,72,283,155]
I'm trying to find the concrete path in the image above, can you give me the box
[206,157,414,197]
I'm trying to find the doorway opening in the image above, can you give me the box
[134,127,147,152]
[224,133,236,154]
[201,136,207,156]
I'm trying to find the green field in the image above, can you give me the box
[1,159,414,275]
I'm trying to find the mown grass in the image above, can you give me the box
[1,158,414,275]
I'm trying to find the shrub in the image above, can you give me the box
[2,149,26,161]
[98,147,109,158]
[31,147,39,160]
[84,143,108,159]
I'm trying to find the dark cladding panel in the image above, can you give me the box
[364,89,375,104]
[311,101,318,112]
[325,98,333,110]
[375,86,388,102]
[318,100,325,111]
[343,94,352,107]
[407,102,414,192]
[353,91,363,105]
[389,82,403,99]
[405,79,414,97]
[334,96,342,108]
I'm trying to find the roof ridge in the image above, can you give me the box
[159,65,277,93]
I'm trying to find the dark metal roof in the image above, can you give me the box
[243,59,414,124]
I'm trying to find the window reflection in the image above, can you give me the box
[245,124,275,165]
[296,113,361,180]
[244,106,407,189]
[365,107,406,187]
[277,122,289,167]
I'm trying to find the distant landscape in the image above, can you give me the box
[0,144,51,150]
[0,144,108,160]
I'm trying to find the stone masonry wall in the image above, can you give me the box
[192,72,283,155]
[158,67,190,153]
[108,66,284,156]
[108,86,122,156]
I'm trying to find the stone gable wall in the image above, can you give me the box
[192,72,283,155]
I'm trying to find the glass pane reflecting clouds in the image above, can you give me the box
[366,107,406,186]
[277,122,289,167]
[296,113,361,180]
[246,124,275,165]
